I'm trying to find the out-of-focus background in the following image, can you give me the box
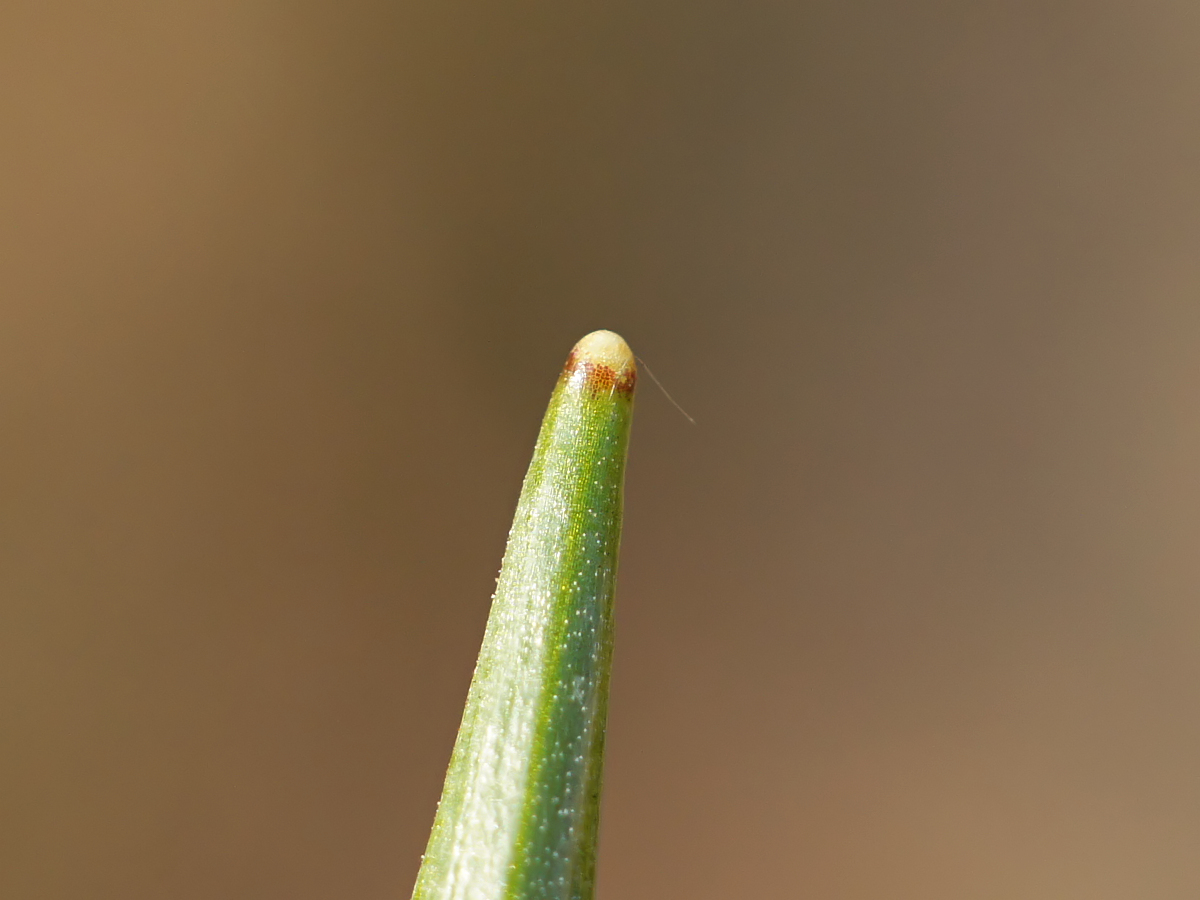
[4,3,1200,898]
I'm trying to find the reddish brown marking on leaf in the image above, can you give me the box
[562,351,637,398]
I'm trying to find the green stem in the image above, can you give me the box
[412,331,637,900]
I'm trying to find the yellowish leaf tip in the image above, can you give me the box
[565,330,637,396]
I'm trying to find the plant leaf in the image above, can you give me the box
[412,330,637,900]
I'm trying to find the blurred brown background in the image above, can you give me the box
[3,2,1200,898]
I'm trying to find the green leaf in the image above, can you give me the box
[412,331,637,900]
